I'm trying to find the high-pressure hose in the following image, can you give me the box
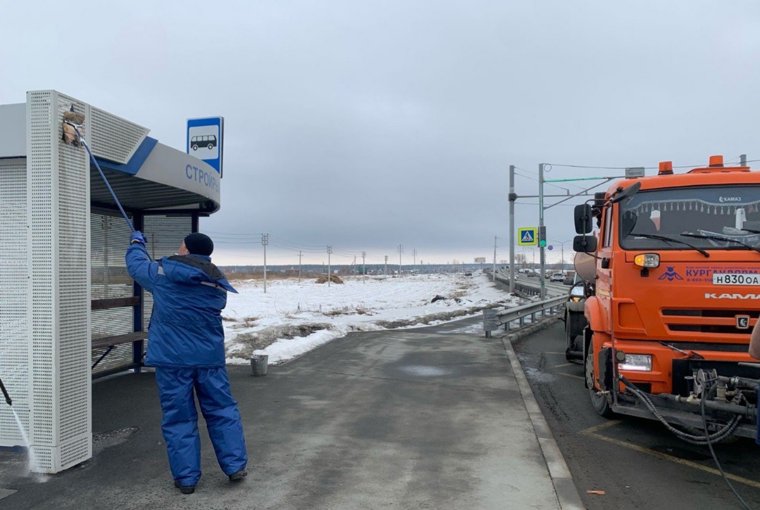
[63,120,135,233]
[0,377,12,406]
[619,375,741,445]
[621,374,751,509]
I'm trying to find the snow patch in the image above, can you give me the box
[224,273,517,365]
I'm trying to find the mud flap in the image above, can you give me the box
[597,347,613,392]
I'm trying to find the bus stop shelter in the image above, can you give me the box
[0,90,222,473]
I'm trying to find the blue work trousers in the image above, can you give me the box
[155,367,248,486]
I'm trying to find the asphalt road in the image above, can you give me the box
[513,320,760,510]
[0,317,562,510]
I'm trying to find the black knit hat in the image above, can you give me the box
[184,233,214,256]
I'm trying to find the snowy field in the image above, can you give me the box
[223,272,518,365]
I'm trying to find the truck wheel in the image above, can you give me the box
[585,342,614,417]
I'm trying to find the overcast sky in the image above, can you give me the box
[2,1,760,265]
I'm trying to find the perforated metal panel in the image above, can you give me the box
[27,90,56,458]
[0,160,29,445]
[89,107,149,164]
[142,216,192,326]
[91,212,136,375]
[25,91,92,472]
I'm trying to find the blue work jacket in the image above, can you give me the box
[126,243,238,368]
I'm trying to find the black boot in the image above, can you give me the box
[228,469,248,482]
[174,481,196,494]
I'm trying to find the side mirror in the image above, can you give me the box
[573,234,597,253]
[574,204,593,234]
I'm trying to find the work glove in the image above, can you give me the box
[130,230,146,245]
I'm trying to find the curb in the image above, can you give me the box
[499,323,586,510]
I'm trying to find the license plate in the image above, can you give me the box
[712,273,760,285]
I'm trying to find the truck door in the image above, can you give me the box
[596,204,614,333]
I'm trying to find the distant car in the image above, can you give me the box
[550,272,564,282]
[563,271,576,285]
[526,271,538,278]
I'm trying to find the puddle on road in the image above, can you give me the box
[398,365,450,377]
[523,367,556,384]
[93,426,139,454]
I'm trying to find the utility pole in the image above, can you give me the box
[510,163,616,296]
[538,164,547,299]
[261,233,269,293]
[493,235,497,282]
[298,250,302,283]
[398,244,403,277]
[508,165,515,293]
[413,248,417,267]
[327,245,333,287]
[362,251,366,283]
[384,255,388,277]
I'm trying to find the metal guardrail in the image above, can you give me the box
[494,271,568,297]
[483,295,566,338]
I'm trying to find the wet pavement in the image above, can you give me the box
[0,318,580,509]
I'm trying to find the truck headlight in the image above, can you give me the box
[619,354,652,372]
[633,253,660,268]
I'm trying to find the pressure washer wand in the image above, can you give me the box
[63,121,135,233]
[0,377,12,406]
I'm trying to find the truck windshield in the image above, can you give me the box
[619,185,760,251]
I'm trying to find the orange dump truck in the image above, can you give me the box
[573,155,760,442]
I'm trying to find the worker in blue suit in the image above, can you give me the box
[126,231,248,495]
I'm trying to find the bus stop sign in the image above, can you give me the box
[187,117,224,176]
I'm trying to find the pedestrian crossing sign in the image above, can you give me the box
[518,227,538,246]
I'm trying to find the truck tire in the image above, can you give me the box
[585,341,614,417]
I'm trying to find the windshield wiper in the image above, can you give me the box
[628,232,710,257]
[681,232,760,255]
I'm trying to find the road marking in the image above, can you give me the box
[554,363,573,368]
[0,489,16,501]
[556,372,584,381]
[579,420,621,436]
[581,421,760,489]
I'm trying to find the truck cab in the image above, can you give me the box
[573,156,760,440]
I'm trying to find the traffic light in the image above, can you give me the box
[538,226,547,248]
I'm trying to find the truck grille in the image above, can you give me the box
[662,309,758,335]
